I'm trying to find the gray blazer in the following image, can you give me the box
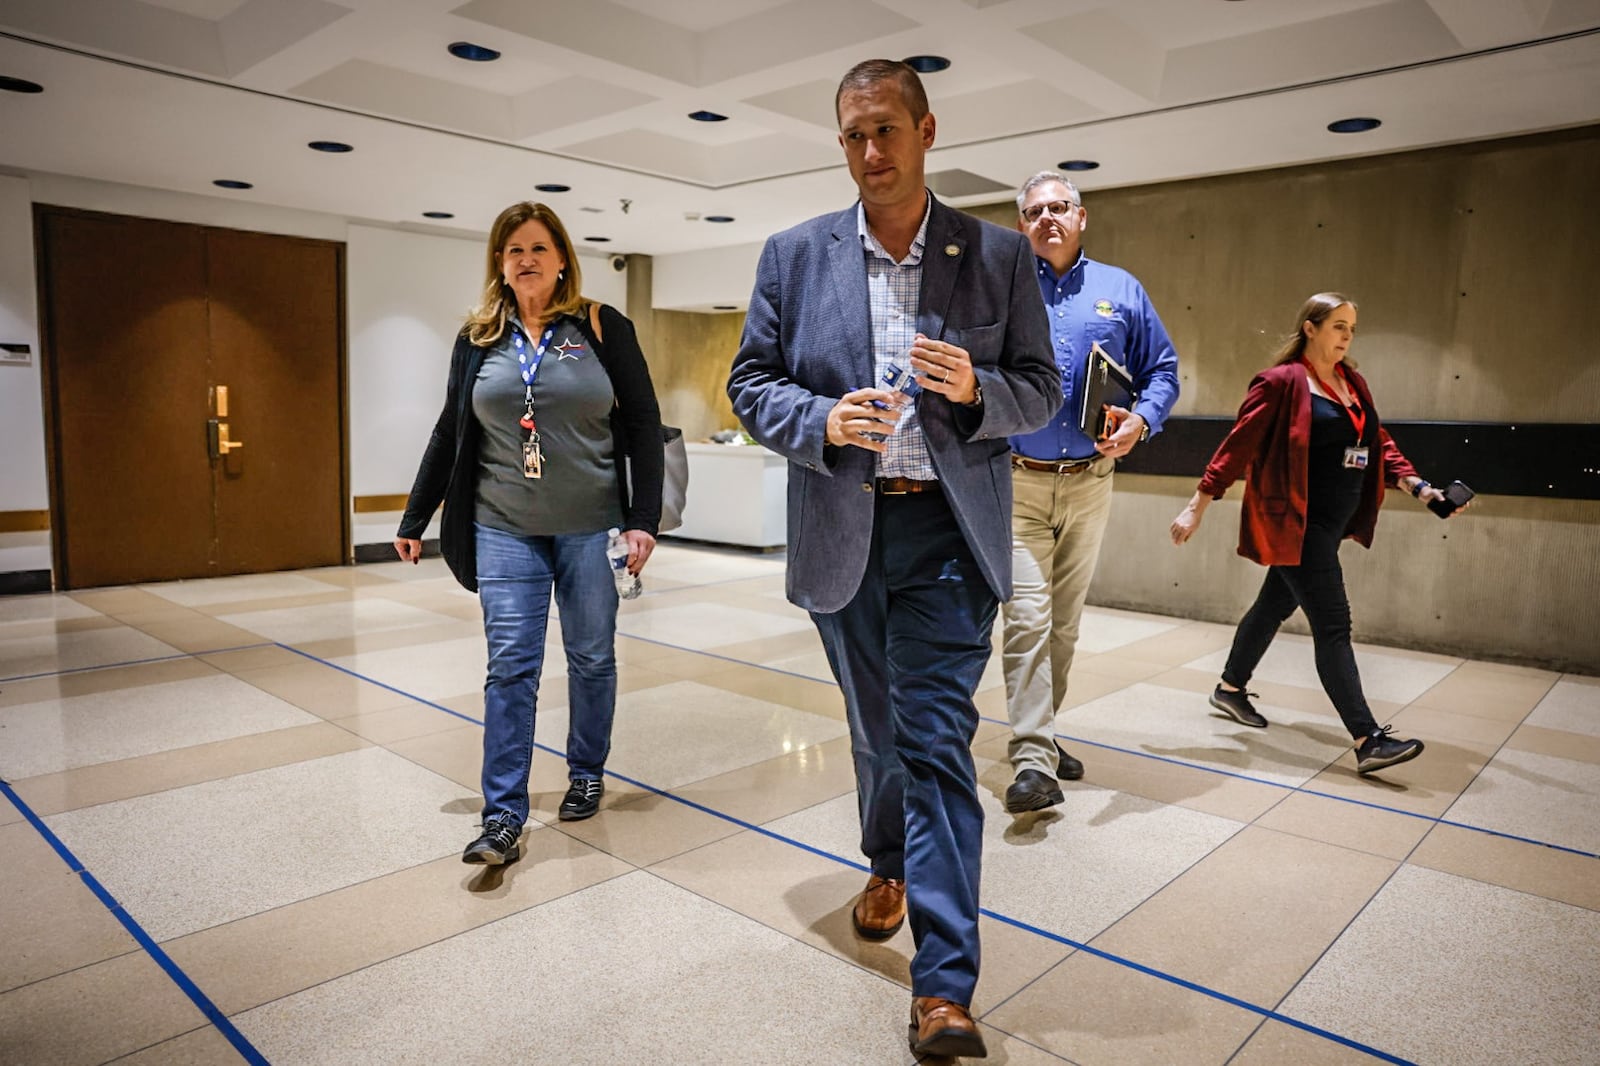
[728,197,1060,613]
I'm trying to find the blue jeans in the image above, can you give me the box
[475,523,618,828]
[811,490,996,1005]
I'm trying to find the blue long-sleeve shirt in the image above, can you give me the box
[1009,252,1180,461]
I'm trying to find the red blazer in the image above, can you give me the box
[1197,362,1418,566]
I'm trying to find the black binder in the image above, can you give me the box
[1079,341,1138,440]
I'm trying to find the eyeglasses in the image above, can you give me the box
[1021,199,1080,224]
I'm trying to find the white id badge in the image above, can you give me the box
[1342,446,1369,469]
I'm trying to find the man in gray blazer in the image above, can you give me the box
[727,59,1058,1059]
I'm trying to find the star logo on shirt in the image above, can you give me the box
[554,339,585,360]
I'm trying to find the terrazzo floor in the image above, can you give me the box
[1,543,1596,1065]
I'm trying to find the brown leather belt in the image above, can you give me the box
[876,476,940,495]
[1012,453,1097,476]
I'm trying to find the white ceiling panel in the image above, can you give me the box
[0,0,1595,256]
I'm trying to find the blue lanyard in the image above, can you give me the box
[514,322,558,433]
[515,322,558,392]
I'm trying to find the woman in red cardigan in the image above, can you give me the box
[1170,292,1463,775]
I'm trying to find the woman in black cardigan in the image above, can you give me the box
[395,201,663,865]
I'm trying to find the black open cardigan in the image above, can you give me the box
[397,302,665,592]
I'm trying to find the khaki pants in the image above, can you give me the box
[1000,456,1116,776]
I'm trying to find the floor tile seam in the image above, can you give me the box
[624,866,1078,1065]
[1,720,378,816]
[568,749,1404,1063]
[979,908,1416,1064]
[265,643,1536,1060]
[1219,1015,1274,1066]
[0,778,269,1066]
[1400,855,1600,915]
[0,643,275,684]
[210,866,641,1022]
[599,630,1536,843]
[0,944,145,999]
[1258,818,1438,1058]
[98,1022,219,1065]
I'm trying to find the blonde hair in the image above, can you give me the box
[1272,291,1358,368]
[464,201,587,347]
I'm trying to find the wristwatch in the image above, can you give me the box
[965,380,983,407]
[1138,418,1150,443]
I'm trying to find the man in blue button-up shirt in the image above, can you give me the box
[1000,171,1181,814]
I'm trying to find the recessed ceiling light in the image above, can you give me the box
[705,215,735,223]
[422,211,454,219]
[584,236,611,243]
[535,183,571,193]
[1059,159,1099,171]
[902,55,951,73]
[688,110,728,122]
[1327,117,1381,133]
[0,75,44,93]
[713,305,738,311]
[308,140,353,153]
[212,179,252,190]
[447,41,500,62]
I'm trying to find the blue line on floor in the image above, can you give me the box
[0,643,277,684]
[617,631,1600,863]
[275,644,484,728]
[1042,729,1600,862]
[0,779,269,1066]
[280,644,1412,1065]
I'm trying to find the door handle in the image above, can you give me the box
[207,418,244,459]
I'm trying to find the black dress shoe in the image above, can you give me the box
[559,778,604,821]
[1054,740,1084,781]
[1005,769,1064,813]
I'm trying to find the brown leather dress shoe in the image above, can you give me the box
[909,996,988,1058]
[850,874,905,940]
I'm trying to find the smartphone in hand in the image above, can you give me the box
[1427,480,1475,518]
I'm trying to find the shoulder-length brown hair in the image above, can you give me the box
[1271,291,1359,368]
[464,201,588,347]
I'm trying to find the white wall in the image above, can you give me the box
[0,175,49,574]
[652,241,762,311]
[0,171,628,579]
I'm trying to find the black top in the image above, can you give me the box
[1306,392,1366,529]
[398,303,664,592]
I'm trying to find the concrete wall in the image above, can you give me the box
[973,126,1600,674]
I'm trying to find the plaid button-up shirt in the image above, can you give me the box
[858,198,937,480]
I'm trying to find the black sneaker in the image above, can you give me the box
[462,818,521,865]
[559,778,604,821]
[1356,726,1424,775]
[1209,685,1268,728]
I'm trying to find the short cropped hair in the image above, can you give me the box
[1015,170,1081,214]
[834,59,929,124]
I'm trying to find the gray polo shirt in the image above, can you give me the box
[471,314,622,536]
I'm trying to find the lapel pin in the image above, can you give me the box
[945,244,960,257]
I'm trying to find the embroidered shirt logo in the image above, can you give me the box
[554,339,585,360]
[1094,299,1115,317]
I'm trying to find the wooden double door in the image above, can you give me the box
[37,206,347,589]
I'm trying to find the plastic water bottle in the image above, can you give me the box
[606,528,641,599]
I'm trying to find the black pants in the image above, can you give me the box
[1222,520,1379,739]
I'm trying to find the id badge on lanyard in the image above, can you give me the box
[1311,360,1369,470]
[515,323,558,479]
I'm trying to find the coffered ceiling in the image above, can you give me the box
[1,0,1597,255]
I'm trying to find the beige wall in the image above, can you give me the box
[977,126,1600,674]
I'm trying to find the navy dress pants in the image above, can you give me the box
[811,489,997,1005]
